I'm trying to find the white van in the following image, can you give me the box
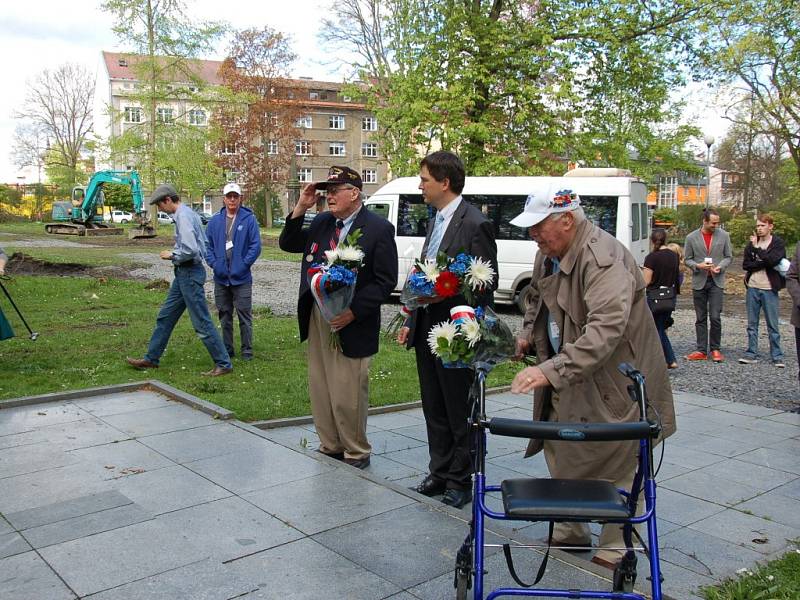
[364,168,650,312]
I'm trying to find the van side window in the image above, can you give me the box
[632,202,641,241]
[398,194,432,237]
[367,202,390,221]
[640,204,649,240]
[463,195,528,241]
[579,195,618,237]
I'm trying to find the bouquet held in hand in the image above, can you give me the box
[386,252,495,337]
[308,229,364,349]
[428,305,515,371]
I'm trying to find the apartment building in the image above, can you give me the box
[96,51,387,214]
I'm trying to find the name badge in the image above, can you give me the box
[225,241,234,251]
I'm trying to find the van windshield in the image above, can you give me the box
[397,193,618,240]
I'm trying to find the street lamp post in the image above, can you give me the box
[704,134,715,208]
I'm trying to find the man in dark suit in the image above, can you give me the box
[279,166,398,470]
[398,151,498,508]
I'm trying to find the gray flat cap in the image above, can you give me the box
[149,184,179,205]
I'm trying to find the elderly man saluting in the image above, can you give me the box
[510,186,676,571]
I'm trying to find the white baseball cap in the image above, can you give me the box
[510,184,581,228]
[223,182,242,196]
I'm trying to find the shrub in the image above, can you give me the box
[653,207,677,225]
[726,215,756,247]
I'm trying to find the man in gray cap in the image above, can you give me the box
[126,184,232,376]
[510,183,675,570]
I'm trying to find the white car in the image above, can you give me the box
[157,211,174,225]
[109,210,133,224]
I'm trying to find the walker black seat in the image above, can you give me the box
[501,478,630,521]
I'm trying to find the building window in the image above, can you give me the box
[270,167,280,182]
[329,142,346,156]
[266,139,279,155]
[362,116,377,131]
[362,142,377,157]
[123,106,142,123]
[188,109,206,125]
[266,113,279,127]
[295,115,312,128]
[309,91,319,100]
[295,140,311,155]
[298,168,313,183]
[156,107,174,124]
[221,141,237,155]
[362,169,377,184]
[224,169,240,182]
[328,115,345,129]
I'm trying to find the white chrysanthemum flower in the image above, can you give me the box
[324,249,339,264]
[419,260,440,283]
[466,257,495,289]
[427,321,457,355]
[338,245,365,262]
[461,320,481,347]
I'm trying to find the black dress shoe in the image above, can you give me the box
[441,489,471,509]
[343,456,370,470]
[413,475,446,497]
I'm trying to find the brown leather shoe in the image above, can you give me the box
[201,366,233,377]
[343,456,370,469]
[126,357,158,370]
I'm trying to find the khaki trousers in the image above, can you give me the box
[544,394,641,562]
[307,307,371,460]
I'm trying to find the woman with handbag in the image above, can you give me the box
[642,228,680,369]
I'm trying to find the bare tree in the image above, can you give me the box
[15,63,94,188]
[319,0,392,80]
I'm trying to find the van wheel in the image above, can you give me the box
[120,219,129,224]
[516,284,533,314]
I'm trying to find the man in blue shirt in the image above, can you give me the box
[206,183,262,361]
[126,184,232,376]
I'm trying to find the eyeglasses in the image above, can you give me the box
[326,186,351,195]
[224,193,240,199]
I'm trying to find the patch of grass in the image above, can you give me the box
[701,543,800,600]
[0,275,518,421]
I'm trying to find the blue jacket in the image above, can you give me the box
[206,206,262,286]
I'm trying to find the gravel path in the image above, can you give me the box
[123,254,799,411]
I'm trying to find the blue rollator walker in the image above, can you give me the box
[454,362,664,599]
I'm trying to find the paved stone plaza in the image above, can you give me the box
[1,383,798,599]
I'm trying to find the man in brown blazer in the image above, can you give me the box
[510,186,676,570]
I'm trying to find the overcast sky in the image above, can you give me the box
[0,0,728,184]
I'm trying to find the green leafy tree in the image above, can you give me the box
[702,0,800,188]
[323,0,707,176]
[101,0,225,200]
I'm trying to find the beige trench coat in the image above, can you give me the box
[521,219,676,482]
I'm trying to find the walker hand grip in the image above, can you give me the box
[487,418,655,441]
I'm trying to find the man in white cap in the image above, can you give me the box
[206,183,262,361]
[509,184,675,570]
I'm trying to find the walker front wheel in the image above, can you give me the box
[454,534,473,600]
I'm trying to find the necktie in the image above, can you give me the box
[547,258,561,353]
[331,219,344,249]
[426,213,446,259]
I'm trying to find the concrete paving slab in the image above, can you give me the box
[715,403,784,417]
[185,443,332,495]
[22,502,152,549]
[659,526,766,579]
[364,453,424,482]
[4,489,133,530]
[312,502,483,590]
[679,433,763,459]
[244,469,415,535]
[0,402,88,436]
[227,537,401,599]
[382,443,434,470]
[67,438,174,479]
[687,508,800,555]
[367,411,426,431]
[763,411,800,426]
[673,392,731,408]
[734,445,800,475]
[0,530,31,559]
[0,515,11,535]
[773,477,800,501]
[368,429,427,454]
[661,470,762,506]
[0,440,81,479]
[389,422,430,443]
[0,462,111,514]
[654,442,727,469]
[100,403,217,437]
[655,488,727,526]
[692,457,798,491]
[0,551,77,600]
[71,390,173,417]
[743,418,800,438]
[0,416,130,452]
[735,490,800,529]
[487,449,550,478]
[84,557,258,600]
[139,423,268,464]
[255,423,318,450]
[697,424,796,448]
[655,460,698,482]
[114,465,232,515]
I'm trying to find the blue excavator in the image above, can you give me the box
[46,170,156,239]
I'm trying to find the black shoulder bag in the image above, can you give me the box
[646,286,676,315]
